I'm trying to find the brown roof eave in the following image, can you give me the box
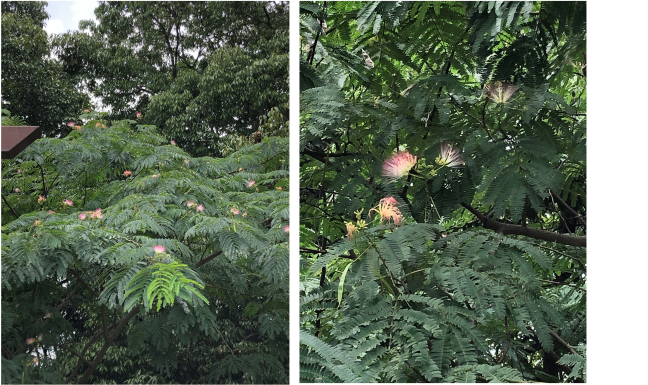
[1,126,41,159]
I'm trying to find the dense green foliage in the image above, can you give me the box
[300,1,586,382]
[1,110,289,384]
[53,1,289,157]
[1,1,90,137]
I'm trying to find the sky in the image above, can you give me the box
[43,1,102,108]
[44,1,99,35]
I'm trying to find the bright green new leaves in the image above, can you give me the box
[124,261,209,312]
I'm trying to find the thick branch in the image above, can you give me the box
[195,251,222,268]
[549,329,578,355]
[67,269,98,298]
[549,189,586,228]
[2,193,20,219]
[460,202,586,247]
[76,306,140,384]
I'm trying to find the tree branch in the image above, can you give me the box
[76,306,140,384]
[195,251,222,268]
[549,189,586,228]
[549,329,577,355]
[2,193,20,219]
[460,202,586,247]
[67,269,98,298]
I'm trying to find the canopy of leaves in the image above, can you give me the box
[2,112,289,384]
[1,1,90,137]
[53,1,289,157]
[300,1,585,383]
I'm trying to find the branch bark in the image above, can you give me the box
[75,306,140,384]
[195,251,222,268]
[460,202,586,247]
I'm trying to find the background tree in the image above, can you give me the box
[53,1,289,157]
[1,1,90,137]
[1,110,289,384]
[300,1,585,382]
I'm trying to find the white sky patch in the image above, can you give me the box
[45,1,99,35]
[44,1,103,110]
[46,19,66,35]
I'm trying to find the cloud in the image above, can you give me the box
[70,1,98,29]
[44,1,99,35]
[45,19,66,35]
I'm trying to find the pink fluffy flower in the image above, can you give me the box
[283,225,290,232]
[171,140,176,145]
[231,208,240,215]
[151,174,158,178]
[123,170,132,176]
[67,122,75,127]
[79,213,87,220]
[382,151,417,180]
[345,222,357,241]
[14,188,19,193]
[153,245,165,254]
[197,204,204,212]
[186,200,195,207]
[247,180,256,187]
[26,338,36,345]
[136,112,142,119]
[63,199,73,206]
[369,198,403,225]
[47,211,55,214]
[380,196,399,206]
[38,196,46,204]
[435,142,464,168]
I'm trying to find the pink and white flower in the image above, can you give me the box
[382,151,417,180]
[63,199,73,206]
[136,112,142,119]
[153,245,165,254]
[231,208,240,215]
[380,196,399,206]
[369,197,403,225]
[170,140,176,145]
[197,204,204,212]
[345,222,357,241]
[26,338,36,345]
[47,211,55,214]
[123,170,132,176]
[283,225,290,232]
[151,174,158,178]
[67,122,75,127]
[14,188,19,193]
[247,180,256,187]
[79,213,87,220]
[435,142,464,168]
[186,200,195,207]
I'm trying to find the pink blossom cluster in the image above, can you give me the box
[186,201,204,212]
[382,151,417,181]
[79,208,103,220]
[369,196,403,225]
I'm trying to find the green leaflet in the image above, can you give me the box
[337,260,354,306]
